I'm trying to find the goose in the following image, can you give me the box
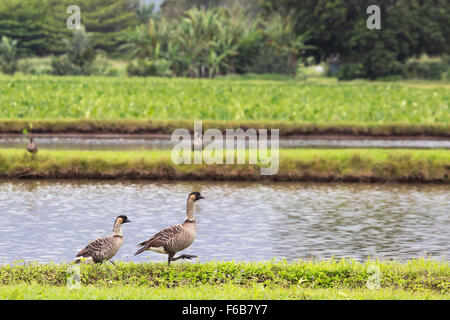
[26,137,38,154]
[135,192,204,266]
[74,215,131,264]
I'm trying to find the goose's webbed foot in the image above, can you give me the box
[167,253,197,266]
[172,254,197,261]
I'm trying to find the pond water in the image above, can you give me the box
[0,181,448,264]
[1,136,449,150]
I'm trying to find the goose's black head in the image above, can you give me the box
[188,192,205,201]
[116,215,131,224]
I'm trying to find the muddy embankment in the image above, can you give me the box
[0,119,449,138]
[0,149,448,183]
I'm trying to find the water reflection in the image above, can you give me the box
[0,180,448,264]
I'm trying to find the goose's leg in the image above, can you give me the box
[167,253,174,266]
[172,254,197,261]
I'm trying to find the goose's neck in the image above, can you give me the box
[186,199,195,221]
[113,222,123,236]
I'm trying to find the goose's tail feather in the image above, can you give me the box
[134,246,147,256]
[73,256,94,264]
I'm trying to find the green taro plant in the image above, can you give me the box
[0,76,448,124]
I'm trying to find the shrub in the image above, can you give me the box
[337,63,365,80]
[89,54,110,76]
[406,60,450,80]
[127,59,157,77]
[233,29,264,74]
[17,58,52,75]
[127,58,171,77]
[51,55,83,75]
[441,70,450,81]
[244,47,293,75]
[104,68,119,77]
[51,27,96,76]
[17,59,33,74]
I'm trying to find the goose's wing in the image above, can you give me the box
[26,142,38,153]
[76,237,117,262]
[136,224,184,252]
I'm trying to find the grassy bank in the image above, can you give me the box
[1,284,447,300]
[1,119,449,137]
[0,259,448,299]
[0,76,448,136]
[0,148,448,182]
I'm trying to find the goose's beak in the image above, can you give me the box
[199,195,205,200]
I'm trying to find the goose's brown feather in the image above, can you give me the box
[76,235,123,263]
[135,221,196,255]
[27,140,38,154]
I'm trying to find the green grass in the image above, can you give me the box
[0,259,448,299]
[1,283,447,300]
[0,75,448,135]
[0,148,448,182]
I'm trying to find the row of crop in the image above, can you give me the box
[0,76,448,124]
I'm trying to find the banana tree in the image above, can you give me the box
[175,21,206,77]
[165,40,181,76]
[122,17,171,60]
[174,8,219,77]
[208,27,239,77]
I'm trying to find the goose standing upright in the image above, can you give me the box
[135,192,204,266]
[74,215,131,264]
[26,137,38,154]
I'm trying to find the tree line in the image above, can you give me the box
[0,0,448,79]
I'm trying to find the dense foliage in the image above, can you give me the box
[123,8,311,77]
[0,0,140,56]
[0,0,448,79]
[264,0,450,79]
[0,0,53,56]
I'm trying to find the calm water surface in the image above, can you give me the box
[0,181,448,264]
[1,137,449,150]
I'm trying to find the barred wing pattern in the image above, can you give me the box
[136,224,195,255]
[76,236,123,263]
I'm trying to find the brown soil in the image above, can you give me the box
[1,133,448,141]
[1,171,447,183]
